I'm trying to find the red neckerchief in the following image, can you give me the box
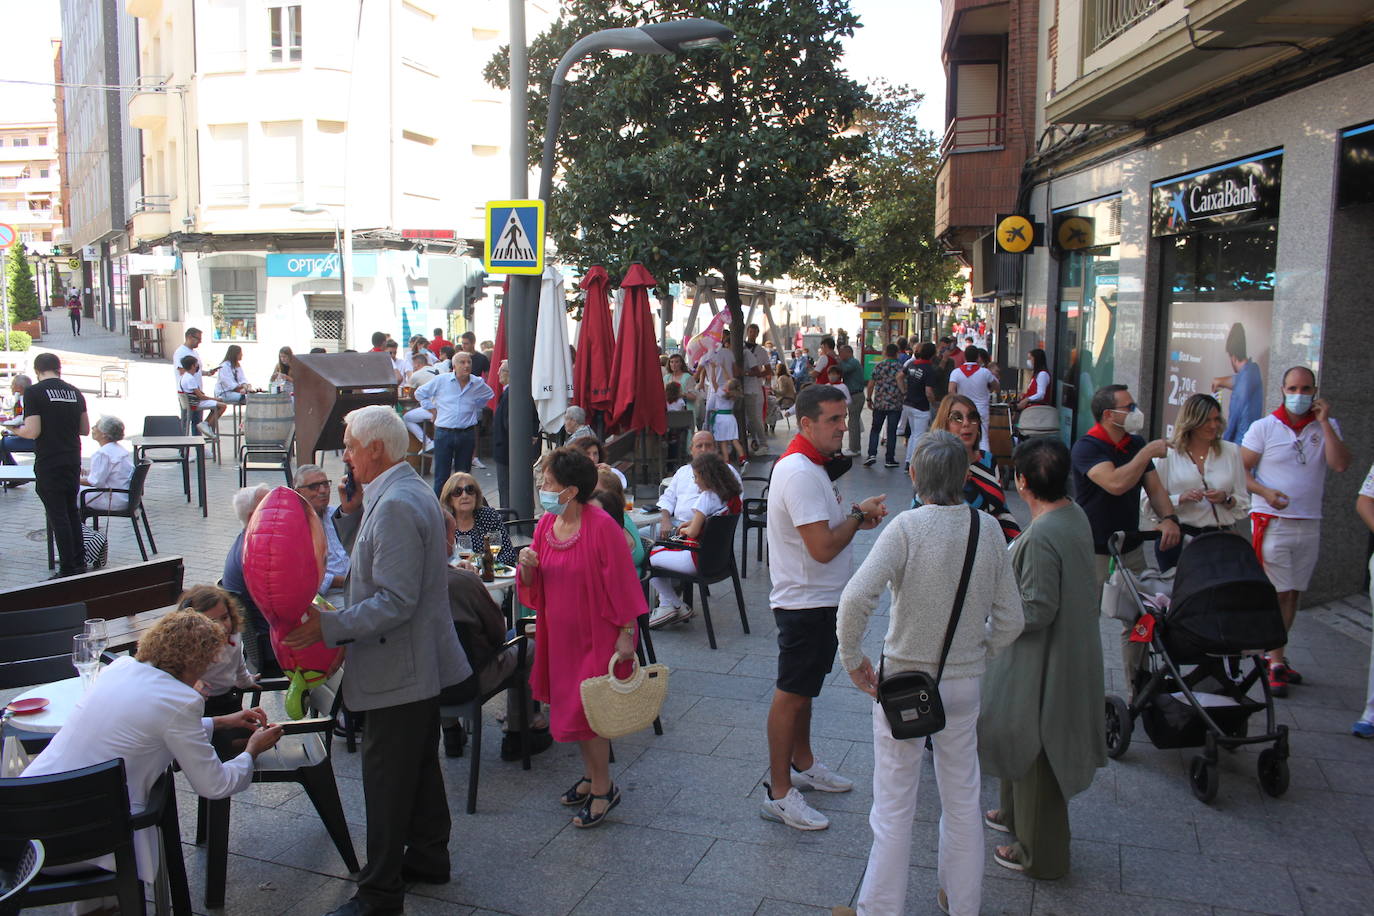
[1086,422,1132,455]
[1273,405,1316,433]
[1023,373,1040,400]
[958,363,979,377]
[781,434,829,465]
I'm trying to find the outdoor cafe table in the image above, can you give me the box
[131,435,209,517]
[0,465,36,485]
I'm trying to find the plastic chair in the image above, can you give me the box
[440,633,533,814]
[141,415,194,502]
[651,513,749,650]
[196,669,358,908]
[0,760,185,916]
[238,393,295,488]
[80,459,157,561]
[0,839,43,916]
[739,475,770,578]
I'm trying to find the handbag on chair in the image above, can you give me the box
[580,655,670,739]
[876,506,979,740]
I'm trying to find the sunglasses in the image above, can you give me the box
[301,480,332,491]
[451,484,479,496]
[947,412,978,426]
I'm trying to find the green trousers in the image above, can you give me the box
[999,750,1070,880]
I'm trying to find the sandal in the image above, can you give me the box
[560,777,592,807]
[572,784,621,829]
[993,844,1026,872]
[984,809,1010,833]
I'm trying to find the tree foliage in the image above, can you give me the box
[797,82,961,306]
[485,0,870,344]
[5,246,40,323]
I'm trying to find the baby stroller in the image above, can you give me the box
[1103,529,1291,803]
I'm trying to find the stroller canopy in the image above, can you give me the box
[1165,532,1287,659]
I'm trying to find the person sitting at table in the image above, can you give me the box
[563,406,594,444]
[179,355,226,439]
[269,346,294,396]
[410,335,437,366]
[440,471,518,566]
[403,356,439,452]
[571,435,627,489]
[0,374,34,470]
[21,611,284,894]
[647,451,742,627]
[178,584,260,757]
[440,512,552,761]
[214,345,256,404]
[79,415,134,512]
[406,352,439,389]
[294,464,351,595]
[593,467,646,567]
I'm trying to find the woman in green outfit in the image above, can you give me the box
[978,437,1107,878]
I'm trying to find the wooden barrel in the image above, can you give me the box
[988,404,1014,467]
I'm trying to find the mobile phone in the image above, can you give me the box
[343,466,357,501]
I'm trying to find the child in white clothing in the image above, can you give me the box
[647,452,742,626]
[708,378,744,465]
[179,585,260,757]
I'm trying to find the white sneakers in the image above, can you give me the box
[648,604,683,628]
[472,456,487,469]
[791,759,854,793]
[760,785,830,831]
[196,421,218,439]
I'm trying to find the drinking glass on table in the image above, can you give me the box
[454,534,474,564]
[83,618,109,658]
[72,635,101,691]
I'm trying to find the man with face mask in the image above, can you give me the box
[1070,385,1180,694]
[1241,366,1351,696]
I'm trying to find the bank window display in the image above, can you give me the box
[1053,195,1122,441]
[1152,149,1281,441]
[209,267,258,341]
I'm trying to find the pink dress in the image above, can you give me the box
[518,503,647,742]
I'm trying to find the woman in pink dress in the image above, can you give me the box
[517,447,646,828]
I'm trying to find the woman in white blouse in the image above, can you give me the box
[80,415,134,512]
[1149,393,1249,543]
[22,611,283,886]
[214,344,256,403]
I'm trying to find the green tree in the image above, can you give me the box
[5,246,40,323]
[486,0,869,372]
[799,82,961,308]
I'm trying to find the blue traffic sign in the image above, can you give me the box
[484,200,544,275]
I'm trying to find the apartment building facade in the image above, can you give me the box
[0,123,63,250]
[122,0,553,373]
[937,0,1374,601]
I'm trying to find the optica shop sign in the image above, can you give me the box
[266,252,377,278]
[1151,149,1282,236]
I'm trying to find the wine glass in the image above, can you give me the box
[72,635,100,691]
[84,618,108,659]
[454,534,473,564]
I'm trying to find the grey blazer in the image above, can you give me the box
[321,462,470,712]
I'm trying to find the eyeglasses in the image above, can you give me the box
[451,484,479,496]
[1291,438,1307,465]
[301,480,332,491]
[947,412,978,426]
[1115,403,1138,413]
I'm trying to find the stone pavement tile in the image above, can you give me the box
[727,653,780,679]
[1029,885,1210,915]
[901,863,1035,915]
[1119,846,1301,912]
[1255,782,1372,829]
[681,695,775,730]
[684,837,866,907]
[452,804,583,859]
[279,875,477,916]
[667,667,777,702]
[812,682,877,716]
[1287,729,1374,764]
[617,746,769,798]
[786,806,875,861]
[1281,701,1368,735]
[281,773,367,828]
[1193,811,1370,875]
[754,899,832,915]
[416,853,602,916]
[266,815,366,880]
[1291,866,1374,916]
[568,871,764,916]
[708,723,854,767]
[235,779,309,810]
[213,798,353,863]
[534,821,714,883]
[179,847,335,916]
[1316,757,1374,797]
[616,716,733,755]
[1066,791,1200,854]
[649,783,803,849]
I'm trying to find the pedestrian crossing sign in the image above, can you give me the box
[484,200,545,275]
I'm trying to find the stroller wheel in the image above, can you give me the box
[1189,755,1219,803]
[1257,748,1289,797]
[1105,695,1133,759]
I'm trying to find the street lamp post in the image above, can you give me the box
[504,17,734,517]
[289,203,349,345]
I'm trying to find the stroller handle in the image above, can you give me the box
[1107,529,1162,560]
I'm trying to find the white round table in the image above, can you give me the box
[7,675,84,735]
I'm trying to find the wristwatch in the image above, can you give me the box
[1162,514,1180,525]
[848,506,867,524]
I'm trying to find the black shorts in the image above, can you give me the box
[773,607,839,698]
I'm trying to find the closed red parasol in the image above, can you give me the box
[609,263,667,435]
[486,297,507,410]
[574,266,616,414]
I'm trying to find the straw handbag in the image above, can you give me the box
[580,655,670,739]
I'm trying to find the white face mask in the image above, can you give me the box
[1118,407,1145,434]
[1025,359,1034,369]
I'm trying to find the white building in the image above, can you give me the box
[125,0,555,376]
[0,122,63,249]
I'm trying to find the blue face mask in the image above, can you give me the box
[539,489,568,516]
[1284,393,1313,416]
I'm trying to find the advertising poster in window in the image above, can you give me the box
[1161,303,1271,442]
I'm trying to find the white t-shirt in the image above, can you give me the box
[1241,414,1343,519]
[179,370,205,399]
[949,364,997,422]
[215,363,248,399]
[767,452,851,609]
[172,344,199,384]
[660,462,741,523]
[741,343,765,396]
[1360,462,1374,500]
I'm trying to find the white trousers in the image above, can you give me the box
[858,676,983,916]
[1363,555,1374,725]
[648,547,696,607]
[403,407,433,445]
[901,406,931,465]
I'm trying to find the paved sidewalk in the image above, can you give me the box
[4,319,1373,914]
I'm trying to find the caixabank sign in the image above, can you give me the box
[1151,149,1283,236]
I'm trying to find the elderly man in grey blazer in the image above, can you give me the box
[285,405,470,916]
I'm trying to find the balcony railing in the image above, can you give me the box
[1088,0,1169,52]
[940,114,1006,157]
[134,194,172,214]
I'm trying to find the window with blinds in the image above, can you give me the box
[210,268,257,341]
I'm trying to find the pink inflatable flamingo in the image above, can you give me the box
[242,486,344,718]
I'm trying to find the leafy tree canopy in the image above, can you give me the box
[5,246,40,324]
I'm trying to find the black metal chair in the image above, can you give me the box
[0,602,91,761]
[0,839,43,916]
[196,669,358,908]
[0,761,187,916]
[739,475,770,578]
[80,459,157,561]
[142,415,194,502]
[650,513,749,650]
[440,633,535,814]
[238,393,295,487]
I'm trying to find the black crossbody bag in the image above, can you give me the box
[877,506,980,740]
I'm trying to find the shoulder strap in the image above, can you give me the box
[935,506,981,683]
